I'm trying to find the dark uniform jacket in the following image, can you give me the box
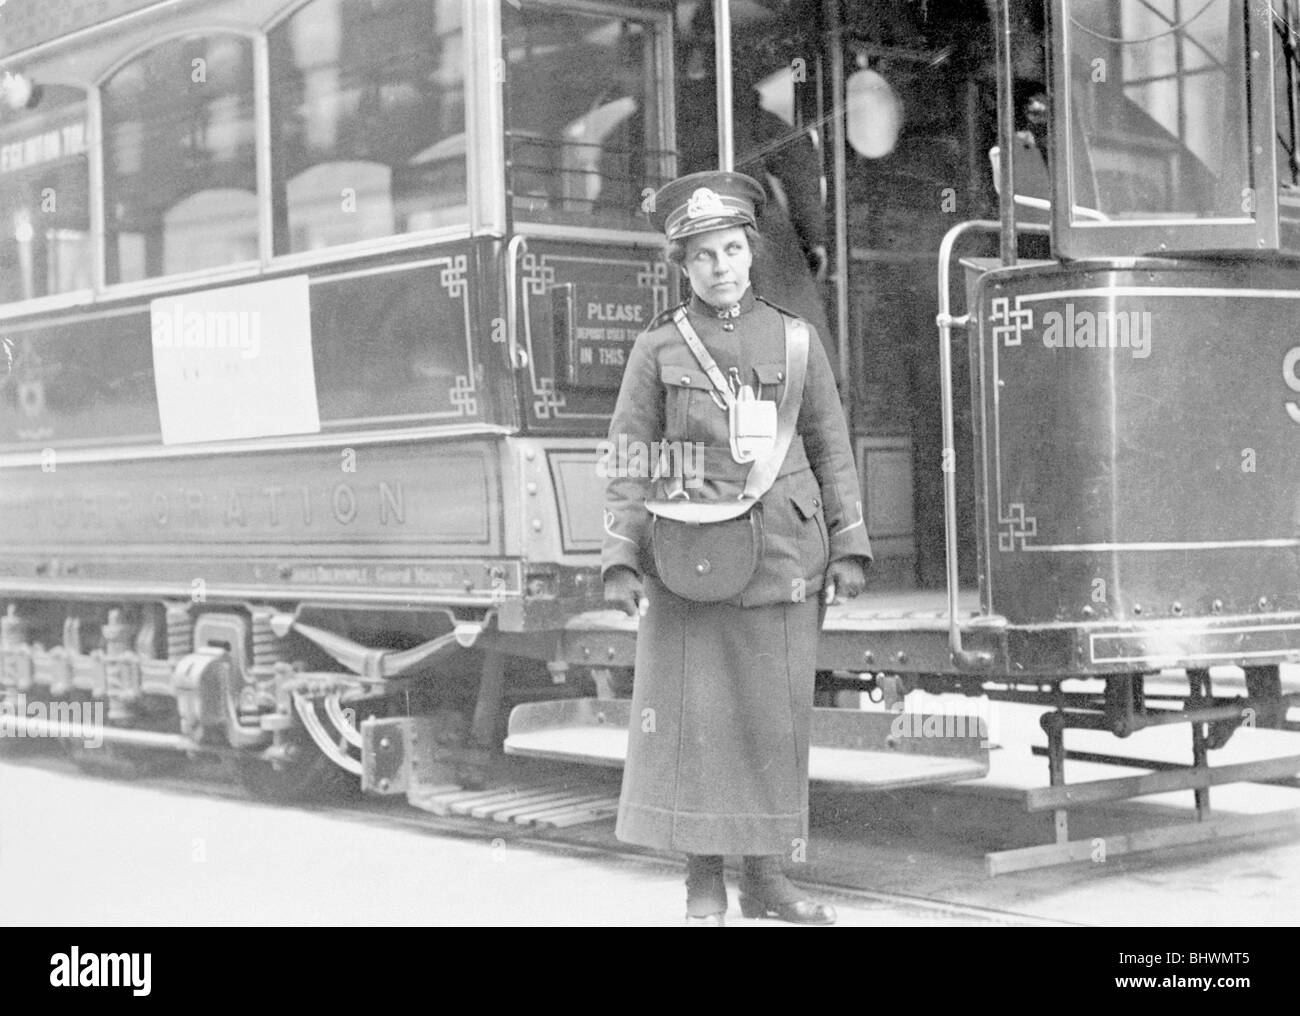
[602,288,870,607]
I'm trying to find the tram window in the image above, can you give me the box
[102,35,258,284]
[1274,12,1300,210]
[1063,0,1248,222]
[268,0,467,254]
[503,3,669,229]
[1277,33,1298,190]
[0,85,92,304]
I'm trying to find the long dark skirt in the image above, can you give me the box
[615,576,821,855]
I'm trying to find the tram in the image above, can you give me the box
[2,0,1299,872]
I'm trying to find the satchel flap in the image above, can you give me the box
[644,497,756,524]
[660,365,714,390]
[790,488,822,521]
[752,362,785,385]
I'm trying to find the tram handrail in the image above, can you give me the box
[505,234,529,369]
[935,218,1049,669]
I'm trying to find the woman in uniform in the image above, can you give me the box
[601,171,871,925]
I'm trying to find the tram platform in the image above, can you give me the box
[556,585,1300,679]
[554,587,981,676]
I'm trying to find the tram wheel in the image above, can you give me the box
[234,728,357,804]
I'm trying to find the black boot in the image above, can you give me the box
[738,855,835,926]
[684,854,727,925]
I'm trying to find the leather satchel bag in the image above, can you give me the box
[643,309,809,603]
[649,497,765,603]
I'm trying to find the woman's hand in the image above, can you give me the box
[604,566,647,617]
[822,558,867,605]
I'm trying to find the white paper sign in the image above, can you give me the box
[150,275,320,445]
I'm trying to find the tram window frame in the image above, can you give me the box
[1048,0,1280,257]
[0,0,483,318]
[501,0,676,241]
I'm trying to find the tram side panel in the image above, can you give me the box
[0,245,514,605]
[0,239,537,751]
[495,234,672,637]
[971,259,1300,675]
[0,441,510,607]
[506,236,671,438]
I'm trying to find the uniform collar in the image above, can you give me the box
[689,286,756,319]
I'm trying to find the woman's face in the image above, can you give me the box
[682,226,752,308]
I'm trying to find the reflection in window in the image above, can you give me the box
[1275,7,1300,203]
[103,35,258,283]
[310,264,475,423]
[0,314,160,448]
[1065,0,1246,221]
[269,0,467,254]
[0,85,92,303]
[504,5,669,228]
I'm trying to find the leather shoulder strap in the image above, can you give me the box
[742,315,809,500]
[671,308,734,408]
[645,301,685,331]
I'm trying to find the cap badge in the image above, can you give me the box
[686,187,727,219]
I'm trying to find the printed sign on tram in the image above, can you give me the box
[551,283,656,390]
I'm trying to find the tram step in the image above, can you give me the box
[405,781,620,829]
[503,698,990,790]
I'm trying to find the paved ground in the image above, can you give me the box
[0,754,1018,926]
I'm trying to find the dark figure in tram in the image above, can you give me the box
[676,76,832,342]
[672,23,835,373]
[602,171,871,925]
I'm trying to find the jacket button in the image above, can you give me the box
[696,559,711,574]
[680,375,691,384]
[722,322,734,331]
[777,372,784,381]
[813,498,820,507]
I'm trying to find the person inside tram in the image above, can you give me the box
[671,17,835,371]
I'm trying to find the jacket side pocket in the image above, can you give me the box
[790,487,829,575]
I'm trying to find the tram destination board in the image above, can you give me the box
[551,283,656,390]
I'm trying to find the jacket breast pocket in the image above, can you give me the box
[660,365,716,440]
[790,486,829,577]
[752,362,785,402]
